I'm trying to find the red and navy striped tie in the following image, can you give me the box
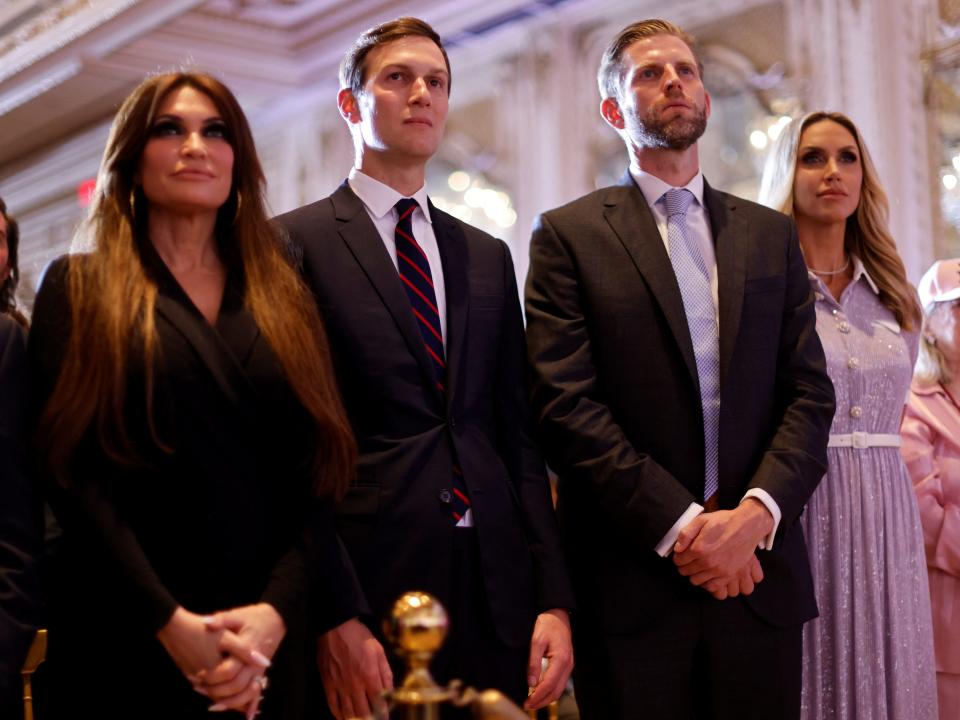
[394,198,471,523]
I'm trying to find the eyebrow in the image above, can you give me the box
[153,113,225,123]
[799,144,858,153]
[381,63,449,78]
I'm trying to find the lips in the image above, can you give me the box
[818,190,847,197]
[404,117,433,127]
[173,168,215,179]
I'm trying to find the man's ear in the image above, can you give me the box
[704,90,712,120]
[337,88,362,124]
[600,97,625,130]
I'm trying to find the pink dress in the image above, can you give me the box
[902,380,960,720]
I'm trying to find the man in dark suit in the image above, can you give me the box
[524,19,835,720]
[274,17,574,719]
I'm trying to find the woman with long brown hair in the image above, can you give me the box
[759,111,936,720]
[29,72,361,719]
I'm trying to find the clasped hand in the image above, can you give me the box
[157,603,285,720]
[672,499,772,600]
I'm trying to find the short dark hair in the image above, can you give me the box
[340,16,452,97]
[597,19,703,101]
[0,196,20,317]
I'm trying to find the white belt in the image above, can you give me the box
[827,432,901,449]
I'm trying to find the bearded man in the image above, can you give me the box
[523,18,835,720]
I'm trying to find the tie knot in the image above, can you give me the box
[395,198,418,221]
[662,188,694,218]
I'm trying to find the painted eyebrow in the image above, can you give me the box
[153,113,225,124]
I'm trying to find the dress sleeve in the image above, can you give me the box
[29,258,179,633]
[901,394,948,570]
[260,495,368,634]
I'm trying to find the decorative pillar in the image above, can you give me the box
[785,0,938,280]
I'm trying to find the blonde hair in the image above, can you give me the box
[40,72,356,497]
[758,111,921,331]
[915,302,953,385]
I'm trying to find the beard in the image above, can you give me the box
[628,101,707,151]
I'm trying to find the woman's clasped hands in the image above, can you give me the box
[157,603,286,719]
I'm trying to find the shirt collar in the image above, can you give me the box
[348,168,433,224]
[851,254,879,294]
[629,165,705,210]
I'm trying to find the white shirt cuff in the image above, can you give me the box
[655,502,704,557]
[742,489,780,550]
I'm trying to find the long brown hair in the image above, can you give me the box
[40,72,355,497]
[758,111,921,331]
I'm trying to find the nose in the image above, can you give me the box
[663,65,682,91]
[410,76,431,105]
[824,157,841,180]
[182,131,206,156]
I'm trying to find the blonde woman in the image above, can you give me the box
[901,259,960,720]
[759,111,936,720]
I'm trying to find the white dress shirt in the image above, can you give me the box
[627,166,781,556]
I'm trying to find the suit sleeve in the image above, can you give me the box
[493,241,575,611]
[525,213,698,554]
[0,317,42,713]
[273,214,371,633]
[743,221,833,541]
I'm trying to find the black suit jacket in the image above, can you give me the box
[525,172,835,634]
[275,182,573,648]
[0,315,41,716]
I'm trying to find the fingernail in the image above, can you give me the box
[528,674,538,686]
[250,650,271,668]
[201,616,216,625]
[193,686,210,697]
[209,703,227,712]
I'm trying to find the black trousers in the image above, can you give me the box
[428,527,530,706]
[573,591,802,720]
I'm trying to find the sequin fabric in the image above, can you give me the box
[801,262,938,720]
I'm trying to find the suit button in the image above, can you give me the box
[439,489,452,504]
[449,417,457,428]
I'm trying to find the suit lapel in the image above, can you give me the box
[705,182,747,387]
[431,203,468,411]
[330,183,442,402]
[150,269,259,422]
[603,171,699,388]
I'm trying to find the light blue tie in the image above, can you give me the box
[662,188,720,503]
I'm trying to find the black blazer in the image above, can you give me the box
[28,251,361,720]
[275,182,573,648]
[0,314,41,716]
[525,172,835,634]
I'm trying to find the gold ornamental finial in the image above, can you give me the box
[384,591,453,716]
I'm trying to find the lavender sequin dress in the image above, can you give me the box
[801,259,937,720]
